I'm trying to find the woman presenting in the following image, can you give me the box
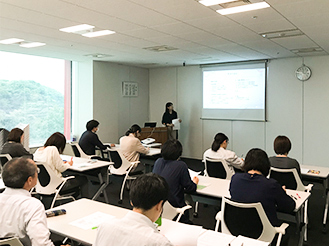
[162,102,181,140]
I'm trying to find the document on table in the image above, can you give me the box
[159,218,203,246]
[188,169,201,180]
[197,230,236,246]
[172,118,180,130]
[74,162,93,168]
[69,212,115,230]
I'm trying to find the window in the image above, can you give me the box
[0,51,71,146]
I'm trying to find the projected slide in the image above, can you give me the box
[203,68,265,110]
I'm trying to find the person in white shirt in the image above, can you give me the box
[203,133,244,174]
[0,158,54,246]
[120,124,150,162]
[94,173,173,246]
[34,132,89,199]
[119,124,150,172]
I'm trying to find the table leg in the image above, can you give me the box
[92,168,109,204]
[323,190,329,233]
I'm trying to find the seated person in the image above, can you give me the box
[79,119,110,156]
[203,133,243,174]
[120,124,150,161]
[34,132,89,199]
[269,135,302,178]
[0,158,54,246]
[94,173,172,246]
[152,139,198,224]
[1,128,33,159]
[229,148,295,228]
[119,124,150,172]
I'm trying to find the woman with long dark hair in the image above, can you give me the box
[34,132,89,198]
[161,102,181,140]
[203,132,243,173]
[119,124,149,167]
[1,128,33,159]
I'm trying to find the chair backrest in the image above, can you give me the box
[221,197,277,243]
[162,201,180,221]
[204,156,233,180]
[108,149,133,175]
[0,154,12,167]
[70,143,89,158]
[0,237,23,246]
[269,167,304,191]
[35,162,64,195]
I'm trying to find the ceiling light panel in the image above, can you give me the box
[60,24,95,33]
[19,42,46,48]
[199,0,238,7]
[217,2,270,15]
[82,30,115,38]
[0,38,24,44]
[261,29,304,39]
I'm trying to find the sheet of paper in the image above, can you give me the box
[230,235,269,246]
[197,230,236,246]
[172,118,180,130]
[188,169,201,180]
[301,168,309,174]
[73,162,93,168]
[69,212,115,230]
[159,218,203,246]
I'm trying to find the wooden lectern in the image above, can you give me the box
[140,127,168,144]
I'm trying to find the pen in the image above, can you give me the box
[296,193,301,199]
[92,226,98,230]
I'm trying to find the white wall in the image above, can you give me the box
[92,61,149,144]
[72,60,93,140]
[149,55,329,166]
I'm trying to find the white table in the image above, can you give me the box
[46,198,269,246]
[109,144,161,156]
[301,164,329,232]
[192,175,310,246]
[194,176,309,212]
[47,199,128,245]
[60,155,111,203]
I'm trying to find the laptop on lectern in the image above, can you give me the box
[144,122,157,128]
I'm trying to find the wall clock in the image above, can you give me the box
[295,65,312,81]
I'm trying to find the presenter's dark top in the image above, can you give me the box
[269,156,302,178]
[152,158,196,208]
[229,172,295,227]
[162,110,177,126]
[79,130,108,155]
[1,141,33,159]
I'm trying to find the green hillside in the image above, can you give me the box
[0,80,64,145]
